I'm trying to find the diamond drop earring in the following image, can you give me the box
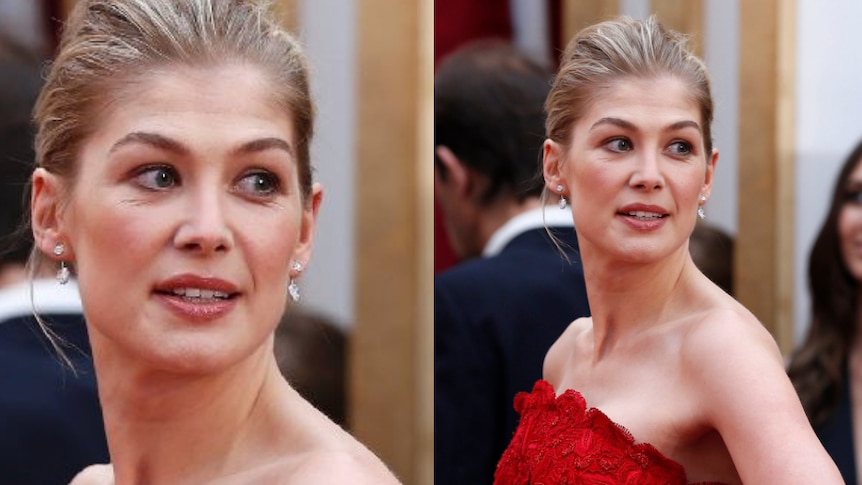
[556,184,567,210]
[53,242,70,285]
[697,195,707,220]
[288,261,304,302]
[288,280,300,302]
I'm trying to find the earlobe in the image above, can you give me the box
[31,168,70,259]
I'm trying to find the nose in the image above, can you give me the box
[629,150,664,191]
[173,186,234,254]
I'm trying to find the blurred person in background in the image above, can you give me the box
[0,33,109,485]
[434,40,590,485]
[789,137,862,484]
[275,308,347,428]
[689,222,735,296]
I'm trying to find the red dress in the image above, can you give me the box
[494,380,728,485]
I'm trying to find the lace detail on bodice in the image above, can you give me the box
[494,380,727,485]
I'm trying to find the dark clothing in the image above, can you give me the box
[816,367,856,485]
[435,226,590,485]
[0,311,109,484]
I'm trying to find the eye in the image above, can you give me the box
[133,165,178,190]
[235,170,281,197]
[605,137,632,152]
[844,190,862,205]
[668,140,693,155]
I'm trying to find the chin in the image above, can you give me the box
[139,333,257,376]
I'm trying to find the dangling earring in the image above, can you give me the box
[556,184,567,210]
[53,242,70,285]
[288,261,303,302]
[697,195,707,220]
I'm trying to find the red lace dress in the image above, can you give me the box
[494,380,728,485]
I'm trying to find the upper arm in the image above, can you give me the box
[684,311,842,484]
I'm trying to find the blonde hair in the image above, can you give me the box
[546,15,713,154]
[29,0,313,362]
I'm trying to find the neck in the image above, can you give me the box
[92,336,287,484]
[579,240,699,360]
[473,196,542,254]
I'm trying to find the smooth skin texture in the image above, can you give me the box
[34,63,399,484]
[542,76,842,484]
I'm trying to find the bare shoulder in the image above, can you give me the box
[68,464,113,485]
[543,316,590,386]
[679,303,789,414]
[682,304,782,368]
[286,450,401,484]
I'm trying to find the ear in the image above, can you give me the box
[31,168,73,261]
[543,139,568,194]
[291,182,324,277]
[700,148,718,201]
[434,145,472,198]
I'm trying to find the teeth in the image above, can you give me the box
[626,211,662,219]
[171,288,230,299]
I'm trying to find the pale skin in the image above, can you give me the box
[32,63,399,484]
[542,75,842,484]
[837,157,862,482]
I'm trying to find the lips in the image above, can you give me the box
[153,274,240,322]
[618,203,669,230]
[618,203,669,219]
[155,274,239,296]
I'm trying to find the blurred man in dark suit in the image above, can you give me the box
[434,41,590,485]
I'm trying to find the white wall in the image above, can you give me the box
[296,0,357,330]
[794,0,862,342]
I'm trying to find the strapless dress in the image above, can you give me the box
[494,380,729,484]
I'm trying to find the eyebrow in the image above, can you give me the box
[589,117,702,133]
[231,137,295,158]
[109,132,295,158]
[109,132,189,155]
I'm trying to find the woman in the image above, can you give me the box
[493,16,842,484]
[789,138,862,484]
[28,1,399,483]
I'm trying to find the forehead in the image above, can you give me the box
[109,62,282,118]
[82,63,295,150]
[578,76,701,127]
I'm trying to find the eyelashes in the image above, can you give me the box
[130,164,285,199]
[133,164,177,190]
[601,137,695,156]
[844,190,862,204]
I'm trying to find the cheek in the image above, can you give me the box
[245,210,302,277]
[68,197,162,277]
